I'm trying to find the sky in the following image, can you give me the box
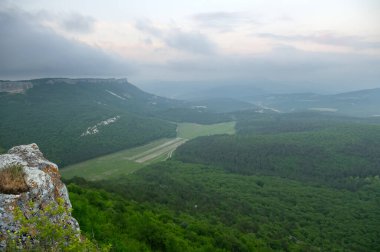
[0,0,379,93]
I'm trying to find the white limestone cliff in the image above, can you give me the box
[0,143,79,249]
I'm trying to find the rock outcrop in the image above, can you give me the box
[0,144,79,249]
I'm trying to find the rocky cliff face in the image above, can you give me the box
[0,144,79,248]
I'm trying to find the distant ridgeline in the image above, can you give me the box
[0,78,231,166]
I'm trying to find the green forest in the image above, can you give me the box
[1,79,379,251]
[62,112,380,251]
[0,79,231,166]
[175,121,380,190]
[65,160,380,251]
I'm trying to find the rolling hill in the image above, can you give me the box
[0,78,232,166]
[64,113,380,251]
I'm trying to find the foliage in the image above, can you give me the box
[66,161,380,251]
[153,108,232,124]
[0,79,177,166]
[174,116,380,190]
[61,112,380,251]
[234,111,380,135]
[0,164,28,194]
[0,145,5,154]
[176,122,235,139]
[5,198,109,252]
[0,78,235,166]
[3,82,380,251]
[61,122,236,181]
[66,180,269,251]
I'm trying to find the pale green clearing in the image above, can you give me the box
[61,121,235,181]
[177,121,236,139]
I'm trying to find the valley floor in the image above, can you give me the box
[61,121,235,180]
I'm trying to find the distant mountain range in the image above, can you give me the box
[253,88,380,117]
[1,78,379,165]
[167,83,380,117]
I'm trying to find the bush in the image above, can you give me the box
[5,198,110,252]
[0,164,29,194]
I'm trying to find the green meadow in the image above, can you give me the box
[61,122,235,180]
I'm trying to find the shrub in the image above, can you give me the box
[5,198,110,251]
[0,164,29,194]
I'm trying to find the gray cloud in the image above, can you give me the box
[1,4,378,93]
[138,45,380,92]
[165,29,216,54]
[135,19,217,54]
[257,32,380,50]
[0,7,135,79]
[60,13,96,34]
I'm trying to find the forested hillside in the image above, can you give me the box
[0,78,231,166]
[0,79,179,166]
[62,111,380,251]
[66,160,380,251]
[174,112,380,190]
[2,1,378,251]
[2,79,379,251]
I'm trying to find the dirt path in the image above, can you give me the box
[127,138,187,163]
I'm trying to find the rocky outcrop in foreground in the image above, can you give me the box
[0,144,79,248]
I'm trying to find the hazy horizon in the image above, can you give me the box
[0,0,379,93]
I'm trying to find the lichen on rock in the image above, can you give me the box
[0,143,79,249]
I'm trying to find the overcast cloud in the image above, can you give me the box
[135,19,217,54]
[0,7,134,79]
[59,13,96,34]
[0,0,379,92]
[257,32,380,50]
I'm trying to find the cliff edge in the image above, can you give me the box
[0,143,79,249]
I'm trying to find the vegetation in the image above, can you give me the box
[0,164,28,194]
[61,112,380,251]
[153,107,232,124]
[0,78,236,166]
[0,79,177,166]
[2,80,380,251]
[61,158,142,181]
[61,122,235,180]
[0,145,5,154]
[175,114,380,190]
[65,160,380,251]
[234,111,380,135]
[67,182,258,251]
[5,198,109,251]
[177,122,235,139]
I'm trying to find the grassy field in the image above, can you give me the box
[61,138,172,180]
[177,121,235,139]
[61,121,235,180]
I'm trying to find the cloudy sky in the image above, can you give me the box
[0,0,379,92]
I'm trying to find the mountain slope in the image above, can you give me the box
[0,78,181,166]
[0,78,235,166]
